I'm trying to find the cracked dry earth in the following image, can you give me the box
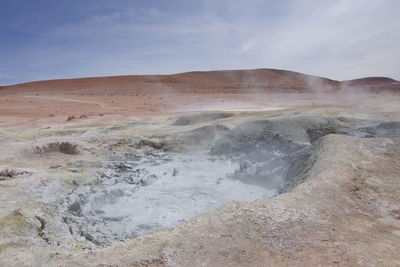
[0,108,400,266]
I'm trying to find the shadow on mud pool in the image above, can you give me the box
[61,114,400,247]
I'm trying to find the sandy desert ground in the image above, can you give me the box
[0,69,399,266]
[1,69,399,127]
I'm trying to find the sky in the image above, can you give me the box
[0,0,399,85]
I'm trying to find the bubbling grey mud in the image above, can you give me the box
[59,113,400,247]
[64,153,272,246]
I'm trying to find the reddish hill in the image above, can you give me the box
[343,77,398,86]
[1,69,340,94]
[2,69,398,93]
[342,77,399,92]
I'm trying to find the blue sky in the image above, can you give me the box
[1,0,399,85]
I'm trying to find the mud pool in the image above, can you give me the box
[64,151,285,246]
[57,113,400,247]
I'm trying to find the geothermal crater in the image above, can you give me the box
[1,105,400,266]
[46,113,400,247]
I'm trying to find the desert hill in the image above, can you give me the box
[2,68,399,94]
[1,69,340,93]
[343,77,398,86]
[342,76,399,92]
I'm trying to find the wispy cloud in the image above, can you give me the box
[0,0,399,85]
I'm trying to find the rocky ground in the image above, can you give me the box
[0,106,399,266]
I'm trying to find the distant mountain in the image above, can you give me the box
[343,77,398,86]
[0,68,338,93]
[1,69,397,93]
[342,77,399,92]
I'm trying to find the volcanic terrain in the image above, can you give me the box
[0,69,399,266]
